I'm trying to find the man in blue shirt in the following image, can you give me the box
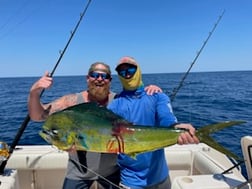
[108,56,199,189]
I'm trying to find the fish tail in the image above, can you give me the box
[197,121,246,160]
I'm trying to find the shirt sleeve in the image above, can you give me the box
[155,93,177,127]
[107,99,118,114]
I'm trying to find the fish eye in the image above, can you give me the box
[52,129,58,135]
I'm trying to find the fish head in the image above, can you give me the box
[39,111,79,151]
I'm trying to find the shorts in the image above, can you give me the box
[119,176,171,189]
[62,169,120,189]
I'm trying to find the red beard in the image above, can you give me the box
[88,82,110,102]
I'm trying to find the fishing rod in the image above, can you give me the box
[170,10,225,102]
[0,0,92,174]
[168,10,248,178]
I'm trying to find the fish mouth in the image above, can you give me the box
[39,129,71,150]
[39,129,53,144]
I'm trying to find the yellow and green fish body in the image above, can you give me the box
[40,102,245,159]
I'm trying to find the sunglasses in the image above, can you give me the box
[118,67,137,78]
[89,72,111,80]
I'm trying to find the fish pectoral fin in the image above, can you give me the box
[77,134,89,150]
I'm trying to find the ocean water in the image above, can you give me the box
[0,71,251,177]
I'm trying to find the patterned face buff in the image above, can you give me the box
[116,56,143,90]
[118,64,143,90]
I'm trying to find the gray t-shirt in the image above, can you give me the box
[65,92,119,180]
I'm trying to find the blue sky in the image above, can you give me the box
[0,0,251,77]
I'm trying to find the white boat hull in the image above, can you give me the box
[0,142,250,189]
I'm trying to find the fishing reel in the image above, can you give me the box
[0,142,10,166]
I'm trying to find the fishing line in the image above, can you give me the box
[0,0,92,174]
[70,158,124,189]
[169,10,249,182]
[221,160,245,174]
[170,10,225,102]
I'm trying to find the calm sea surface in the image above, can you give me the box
[0,71,251,177]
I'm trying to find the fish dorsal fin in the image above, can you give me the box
[62,102,130,123]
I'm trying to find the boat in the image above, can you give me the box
[1,136,252,189]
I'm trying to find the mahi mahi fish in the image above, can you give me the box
[40,102,245,159]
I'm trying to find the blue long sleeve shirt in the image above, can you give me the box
[107,87,177,188]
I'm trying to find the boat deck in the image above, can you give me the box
[0,143,250,189]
